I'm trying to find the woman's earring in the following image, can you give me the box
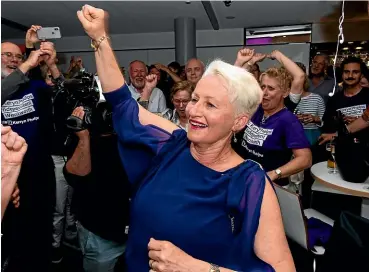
[233,132,237,143]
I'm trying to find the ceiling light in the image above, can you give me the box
[342,47,349,50]
[348,41,353,44]
[283,35,286,37]
[356,47,363,50]
[226,16,235,19]
[361,41,367,44]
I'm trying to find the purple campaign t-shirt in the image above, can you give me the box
[234,106,309,186]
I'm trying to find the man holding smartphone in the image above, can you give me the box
[1,25,65,271]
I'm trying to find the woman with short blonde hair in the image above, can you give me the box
[78,6,295,272]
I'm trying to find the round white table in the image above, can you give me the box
[311,161,369,198]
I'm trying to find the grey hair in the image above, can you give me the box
[129,60,148,75]
[202,59,262,117]
[314,53,329,67]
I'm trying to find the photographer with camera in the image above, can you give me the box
[64,105,130,272]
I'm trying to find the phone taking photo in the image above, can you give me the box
[37,27,62,40]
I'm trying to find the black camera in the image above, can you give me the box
[61,70,114,136]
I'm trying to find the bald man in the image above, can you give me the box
[185,58,205,85]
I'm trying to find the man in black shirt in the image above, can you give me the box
[64,105,130,272]
[319,57,369,145]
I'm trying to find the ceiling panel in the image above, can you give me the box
[212,1,341,29]
[1,1,212,39]
[1,1,345,40]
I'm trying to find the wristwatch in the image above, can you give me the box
[275,169,282,180]
[209,263,220,272]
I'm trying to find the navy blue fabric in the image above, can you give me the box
[104,85,275,272]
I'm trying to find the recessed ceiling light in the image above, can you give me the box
[342,47,349,50]
[355,47,363,50]
[348,41,354,44]
[226,16,235,19]
[283,35,286,38]
[361,41,367,44]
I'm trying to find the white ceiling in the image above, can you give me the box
[1,1,341,39]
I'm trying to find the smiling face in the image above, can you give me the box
[1,42,23,78]
[129,61,147,89]
[186,75,246,145]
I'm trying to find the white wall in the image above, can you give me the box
[8,27,310,73]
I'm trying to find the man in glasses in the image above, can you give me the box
[1,31,62,270]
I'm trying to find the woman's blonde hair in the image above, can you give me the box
[202,59,262,116]
[260,67,293,92]
[170,80,195,100]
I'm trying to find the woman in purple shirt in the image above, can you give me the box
[234,50,312,187]
[77,5,295,272]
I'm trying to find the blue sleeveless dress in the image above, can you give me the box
[104,84,275,272]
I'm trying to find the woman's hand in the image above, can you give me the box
[234,48,254,67]
[77,4,109,41]
[250,53,267,65]
[148,238,196,272]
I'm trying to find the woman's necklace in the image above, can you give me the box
[261,115,269,124]
[262,106,286,124]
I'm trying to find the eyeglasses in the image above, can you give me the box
[173,99,190,105]
[1,52,23,61]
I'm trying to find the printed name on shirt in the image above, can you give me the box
[241,140,264,158]
[2,116,39,126]
[243,121,274,147]
[337,104,367,117]
[2,94,36,119]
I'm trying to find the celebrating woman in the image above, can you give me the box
[77,5,295,272]
[234,50,312,187]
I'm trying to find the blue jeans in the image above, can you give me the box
[76,221,126,272]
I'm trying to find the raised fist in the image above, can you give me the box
[77,5,109,41]
[1,125,27,167]
[235,48,254,67]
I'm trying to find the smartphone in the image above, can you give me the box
[37,27,62,40]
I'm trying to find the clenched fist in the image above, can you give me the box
[1,125,27,167]
[234,48,254,67]
[141,74,158,100]
[77,5,109,41]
